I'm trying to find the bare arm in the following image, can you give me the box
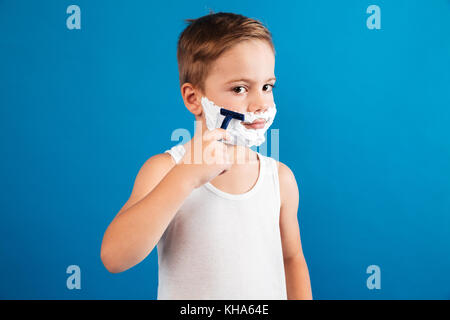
[100,128,232,274]
[278,161,313,300]
[100,153,195,273]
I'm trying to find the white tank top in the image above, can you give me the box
[157,144,287,300]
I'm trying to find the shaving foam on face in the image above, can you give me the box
[200,96,277,147]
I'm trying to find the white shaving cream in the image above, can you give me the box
[200,96,277,147]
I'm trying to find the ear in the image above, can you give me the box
[180,83,203,118]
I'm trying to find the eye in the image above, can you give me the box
[263,84,276,92]
[232,86,247,94]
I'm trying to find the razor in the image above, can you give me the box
[220,108,245,129]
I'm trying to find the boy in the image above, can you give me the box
[101,12,312,300]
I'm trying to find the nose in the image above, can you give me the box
[248,92,270,114]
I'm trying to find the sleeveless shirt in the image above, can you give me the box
[156,144,287,300]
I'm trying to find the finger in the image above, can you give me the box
[204,128,231,142]
[203,128,226,141]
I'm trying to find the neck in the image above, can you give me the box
[227,144,258,165]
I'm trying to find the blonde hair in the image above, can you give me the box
[177,11,275,92]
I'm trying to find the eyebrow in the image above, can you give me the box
[225,77,276,84]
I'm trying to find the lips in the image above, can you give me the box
[243,118,266,129]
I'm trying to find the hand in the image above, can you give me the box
[179,127,233,189]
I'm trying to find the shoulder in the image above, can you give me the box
[138,152,175,177]
[115,152,175,216]
[132,152,176,196]
[274,160,299,208]
[275,160,297,188]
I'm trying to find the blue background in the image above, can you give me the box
[0,0,449,299]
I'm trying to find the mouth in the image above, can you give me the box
[242,118,266,129]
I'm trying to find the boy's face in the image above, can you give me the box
[200,39,276,129]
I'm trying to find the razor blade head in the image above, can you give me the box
[220,108,245,121]
[219,108,245,129]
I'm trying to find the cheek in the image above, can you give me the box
[212,96,245,113]
[229,103,247,114]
